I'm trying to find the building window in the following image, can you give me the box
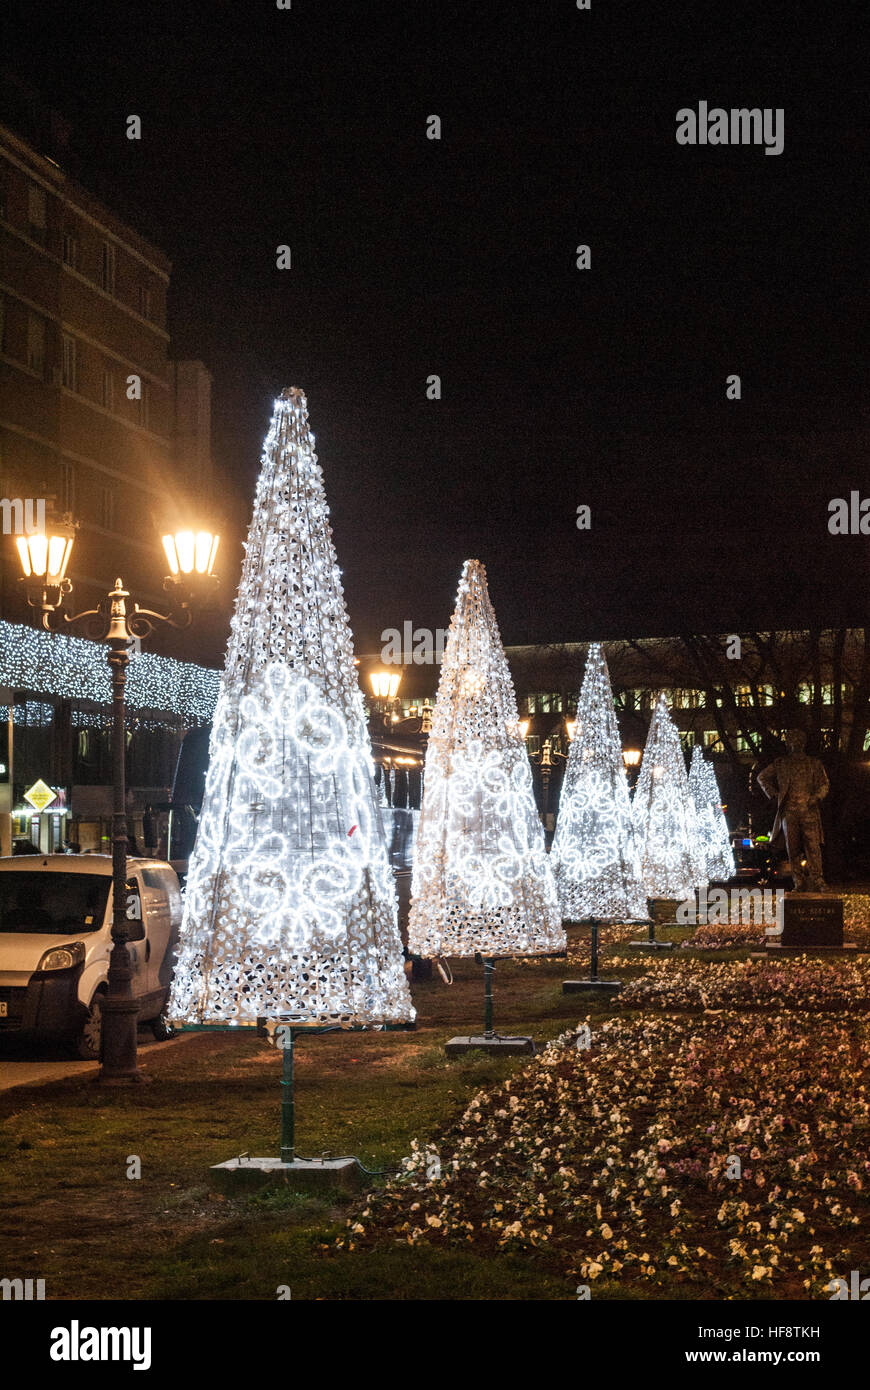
[704,730,724,750]
[101,241,116,294]
[137,285,151,319]
[27,313,46,374]
[98,484,116,531]
[61,333,77,390]
[526,735,541,756]
[61,461,75,511]
[101,370,114,410]
[673,689,704,709]
[27,183,47,242]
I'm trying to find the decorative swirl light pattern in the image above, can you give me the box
[407,560,564,960]
[632,693,707,899]
[550,643,647,921]
[169,390,414,1027]
[688,744,736,883]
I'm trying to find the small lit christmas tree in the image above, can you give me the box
[550,643,647,921]
[633,693,705,899]
[170,389,414,1027]
[408,560,564,962]
[688,743,735,883]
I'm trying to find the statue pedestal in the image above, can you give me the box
[764,894,855,955]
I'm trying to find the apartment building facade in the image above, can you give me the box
[0,119,214,626]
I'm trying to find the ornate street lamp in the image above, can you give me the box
[368,668,402,723]
[527,735,569,831]
[14,513,219,1085]
[622,746,642,791]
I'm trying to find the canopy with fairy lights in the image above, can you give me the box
[550,642,647,921]
[407,559,564,959]
[169,389,414,1027]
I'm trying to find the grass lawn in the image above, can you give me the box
[1,930,866,1300]
[0,933,626,1300]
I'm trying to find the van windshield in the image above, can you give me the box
[0,872,110,934]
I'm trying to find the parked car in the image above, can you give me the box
[0,855,182,1059]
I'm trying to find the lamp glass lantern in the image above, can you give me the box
[369,670,401,700]
[16,523,75,586]
[162,529,220,578]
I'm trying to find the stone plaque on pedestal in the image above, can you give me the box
[780,894,844,948]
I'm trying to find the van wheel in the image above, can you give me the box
[150,1010,175,1042]
[76,994,103,1060]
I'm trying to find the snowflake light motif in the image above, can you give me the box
[550,642,647,920]
[169,389,414,1026]
[407,560,564,959]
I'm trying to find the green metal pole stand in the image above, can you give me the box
[279,1027,295,1164]
[483,958,495,1038]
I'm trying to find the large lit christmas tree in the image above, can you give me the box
[550,643,647,920]
[407,560,564,961]
[170,388,414,1027]
[688,743,735,883]
[632,693,705,899]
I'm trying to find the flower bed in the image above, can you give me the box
[613,954,870,1014]
[339,1012,870,1297]
[684,894,870,951]
[517,919,641,968]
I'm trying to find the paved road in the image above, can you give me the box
[0,1031,193,1093]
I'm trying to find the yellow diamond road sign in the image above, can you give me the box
[23,779,57,813]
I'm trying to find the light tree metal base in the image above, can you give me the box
[445,1034,535,1056]
[562,918,623,995]
[562,979,623,995]
[445,956,535,1057]
[629,914,675,951]
[209,1155,361,1195]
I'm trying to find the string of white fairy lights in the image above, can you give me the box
[0,618,219,724]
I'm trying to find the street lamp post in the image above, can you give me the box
[526,730,569,832]
[368,669,402,726]
[14,519,219,1084]
[622,747,642,791]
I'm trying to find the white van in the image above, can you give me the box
[0,855,183,1059]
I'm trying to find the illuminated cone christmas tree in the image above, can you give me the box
[550,643,647,921]
[170,389,414,1026]
[408,560,564,959]
[633,693,705,899]
[688,744,735,883]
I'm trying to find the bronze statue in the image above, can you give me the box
[757,730,829,892]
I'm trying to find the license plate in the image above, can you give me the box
[0,1002,7,1017]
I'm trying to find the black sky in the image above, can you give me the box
[5,0,867,658]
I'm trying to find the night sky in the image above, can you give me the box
[6,0,866,659]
